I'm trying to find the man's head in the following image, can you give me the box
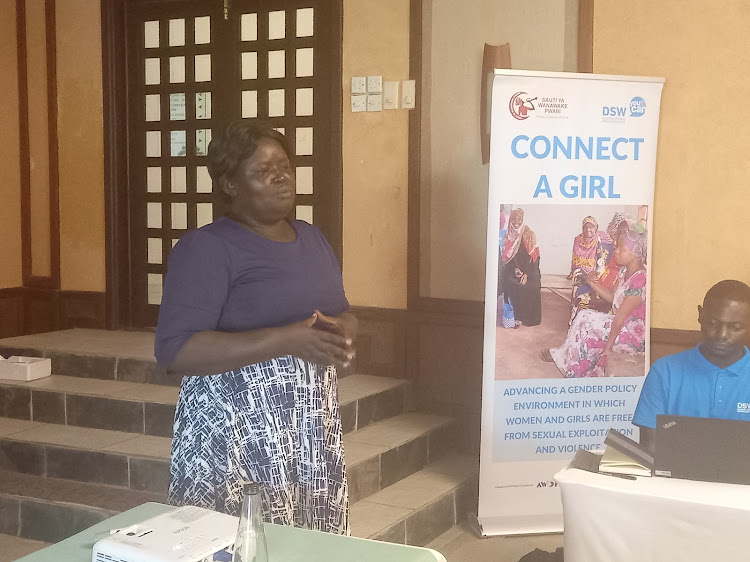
[698,280,750,367]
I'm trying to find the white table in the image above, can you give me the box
[555,467,750,562]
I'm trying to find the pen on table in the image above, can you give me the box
[602,472,637,481]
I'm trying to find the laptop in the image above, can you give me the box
[655,415,750,485]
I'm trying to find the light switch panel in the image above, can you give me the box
[351,94,367,112]
[351,76,366,94]
[367,75,382,93]
[383,81,399,110]
[402,79,416,109]
[367,94,383,112]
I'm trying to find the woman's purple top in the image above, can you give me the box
[154,216,349,368]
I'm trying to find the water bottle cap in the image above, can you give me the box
[242,481,261,495]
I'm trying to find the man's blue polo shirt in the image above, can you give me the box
[633,345,750,429]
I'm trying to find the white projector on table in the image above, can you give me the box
[92,506,238,562]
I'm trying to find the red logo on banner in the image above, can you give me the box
[509,92,537,120]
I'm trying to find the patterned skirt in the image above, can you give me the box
[168,356,349,534]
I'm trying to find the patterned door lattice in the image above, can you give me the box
[125,0,341,327]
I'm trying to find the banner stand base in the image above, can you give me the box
[478,514,563,537]
[466,513,483,538]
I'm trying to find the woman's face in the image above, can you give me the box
[510,212,524,229]
[582,222,596,239]
[225,138,295,223]
[614,236,636,266]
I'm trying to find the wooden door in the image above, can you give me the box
[122,0,342,327]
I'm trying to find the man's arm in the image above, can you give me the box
[633,361,669,450]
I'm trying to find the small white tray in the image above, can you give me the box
[0,356,51,381]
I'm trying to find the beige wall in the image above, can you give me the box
[0,0,105,292]
[594,1,750,330]
[12,0,408,300]
[56,0,106,292]
[342,0,411,309]
[420,0,577,301]
[8,1,580,314]
[0,0,23,289]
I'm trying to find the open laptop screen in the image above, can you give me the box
[655,415,750,484]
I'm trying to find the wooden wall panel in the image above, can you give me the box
[578,0,594,73]
[0,289,25,339]
[58,291,107,329]
[0,289,106,337]
[24,287,57,334]
[351,306,408,380]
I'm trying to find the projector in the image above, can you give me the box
[92,505,238,562]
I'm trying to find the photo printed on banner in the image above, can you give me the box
[495,204,649,381]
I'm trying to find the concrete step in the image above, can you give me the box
[0,328,369,385]
[0,533,49,560]
[0,329,170,385]
[0,373,409,438]
[344,412,457,503]
[0,455,474,550]
[0,417,171,494]
[0,412,454,502]
[350,454,479,547]
[0,470,166,544]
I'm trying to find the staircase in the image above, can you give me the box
[0,329,477,549]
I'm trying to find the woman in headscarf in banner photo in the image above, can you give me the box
[569,213,628,323]
[497,204,511,299]
[569,216,601,280]
[540,221,647,378]
[501,208,542,327]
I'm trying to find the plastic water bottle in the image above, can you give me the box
[233,482,268,562]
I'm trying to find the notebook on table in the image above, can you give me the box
[655,415,750,485]
[600,429,653,477]
[568,429,653,478]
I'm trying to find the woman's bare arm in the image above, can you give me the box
[604,295,642,354]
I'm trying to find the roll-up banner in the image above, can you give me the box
[479,70,664,536]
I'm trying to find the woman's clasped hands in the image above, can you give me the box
[287,310,356,369]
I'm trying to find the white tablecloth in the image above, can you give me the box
[555,467,750,562]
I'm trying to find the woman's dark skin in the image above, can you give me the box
[168,137,357,376]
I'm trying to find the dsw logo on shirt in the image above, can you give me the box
[737,402,750,413]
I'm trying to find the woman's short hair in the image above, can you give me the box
[206,121,292,187]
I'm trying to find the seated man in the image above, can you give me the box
[634,279,750,451]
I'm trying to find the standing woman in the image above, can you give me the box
[501,208,542,327]
[155,121,356,534]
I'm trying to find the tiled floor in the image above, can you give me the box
[427,522,564,562]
